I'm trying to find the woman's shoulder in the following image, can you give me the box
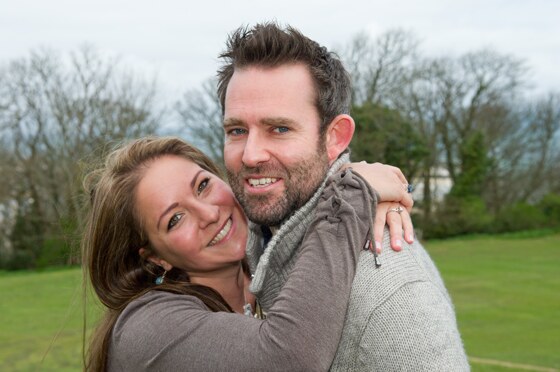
[112,290,207,343]
[108,291,210,370]
[120,290,206,320]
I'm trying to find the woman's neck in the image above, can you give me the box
[189,262,253,314]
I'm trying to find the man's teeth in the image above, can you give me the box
[209,219,232,246]
[248,177,278,187]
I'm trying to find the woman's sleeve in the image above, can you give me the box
[109,169,377,372]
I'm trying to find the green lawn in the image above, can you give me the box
[0,268,102,371]
[1,234,558,371]
[426,233,560,371]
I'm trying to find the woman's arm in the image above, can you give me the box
[109,169,375,371]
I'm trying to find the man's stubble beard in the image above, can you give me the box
[227,148,330,227]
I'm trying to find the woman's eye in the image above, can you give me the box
[197,178,210,194]
[167,213,183,230]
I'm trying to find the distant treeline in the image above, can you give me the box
[1,30,559,269]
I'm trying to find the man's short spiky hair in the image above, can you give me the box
[217,22,352,136]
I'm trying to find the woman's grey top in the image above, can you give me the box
[108,169,376,371]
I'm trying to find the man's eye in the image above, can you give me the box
[197,178,210,194]
[273,127,289,134]
[167,213,183,230]
[226,128,247,136]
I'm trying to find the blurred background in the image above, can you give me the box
[0,0,558,371]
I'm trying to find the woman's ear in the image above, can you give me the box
[325,114,355,163]
[139,247,173,271]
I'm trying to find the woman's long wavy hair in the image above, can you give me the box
[82,136,237,371]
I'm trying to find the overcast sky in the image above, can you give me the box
[1,0,558,99]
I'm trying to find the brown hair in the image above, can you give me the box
[217,21,352,137]
[82,136,236,371]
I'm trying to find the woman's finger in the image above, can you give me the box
[373,203,388,253]
[386,204,404,252]
[399,192,414,211]
[400,209,415,244]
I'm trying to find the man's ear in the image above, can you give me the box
[325,114,355,162]
[139,247,173,271]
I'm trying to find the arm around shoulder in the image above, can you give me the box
[110,169,377,372]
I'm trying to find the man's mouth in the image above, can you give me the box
[247,177,278,187]
[208,218,232,246]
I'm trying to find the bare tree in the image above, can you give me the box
[395,58,450,218]
[0,46,161,267]
[0,139,18,259]
[172,29,560,232]
[343,29,419,106]
[175,78,224,166]
[341,30,560,219]
[487,93,560,208]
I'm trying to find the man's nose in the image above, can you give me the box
[241,131,270,167]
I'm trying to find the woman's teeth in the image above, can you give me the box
[209,218,232,246]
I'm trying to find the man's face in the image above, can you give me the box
[223,63,330,226]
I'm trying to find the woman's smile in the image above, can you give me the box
[208,217,233,246]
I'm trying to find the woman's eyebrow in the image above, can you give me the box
[190,170,204,189]
[157,202,179,230]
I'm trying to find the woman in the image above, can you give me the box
[82,136,410,371]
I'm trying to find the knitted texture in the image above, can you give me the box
[330,230,470,371]
[246,152,350,309]
[246,154,470,371]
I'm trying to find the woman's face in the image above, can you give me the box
[135,155,248,275]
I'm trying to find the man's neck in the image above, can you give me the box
[244,151,351,310]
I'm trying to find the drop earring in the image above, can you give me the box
[155,270,167,285]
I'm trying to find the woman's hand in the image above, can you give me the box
[345,161,413,210]
[344,161,415,252]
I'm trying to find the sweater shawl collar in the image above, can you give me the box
[246,153,350,310]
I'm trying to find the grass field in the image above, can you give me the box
[1,233,558,371]
[0,268,101,371]
[426,233,560,371]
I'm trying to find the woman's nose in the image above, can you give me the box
[193,201,220,229]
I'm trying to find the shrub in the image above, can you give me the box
[423,196,493,239]
[494,202,548,233]
[538,193,560,227]
[0,250,35,270]
[36,235,74,268]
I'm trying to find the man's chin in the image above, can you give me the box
[242,200,289,227]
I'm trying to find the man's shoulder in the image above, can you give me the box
[354,238,437,283]
[349,236,449,311]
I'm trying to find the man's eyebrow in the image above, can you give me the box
[224,117,296,128]
[223,118,244,128]
[261,117,297,127]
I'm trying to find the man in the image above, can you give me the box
[218,22,470,371]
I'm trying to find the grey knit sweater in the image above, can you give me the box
[246,156,470,371]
